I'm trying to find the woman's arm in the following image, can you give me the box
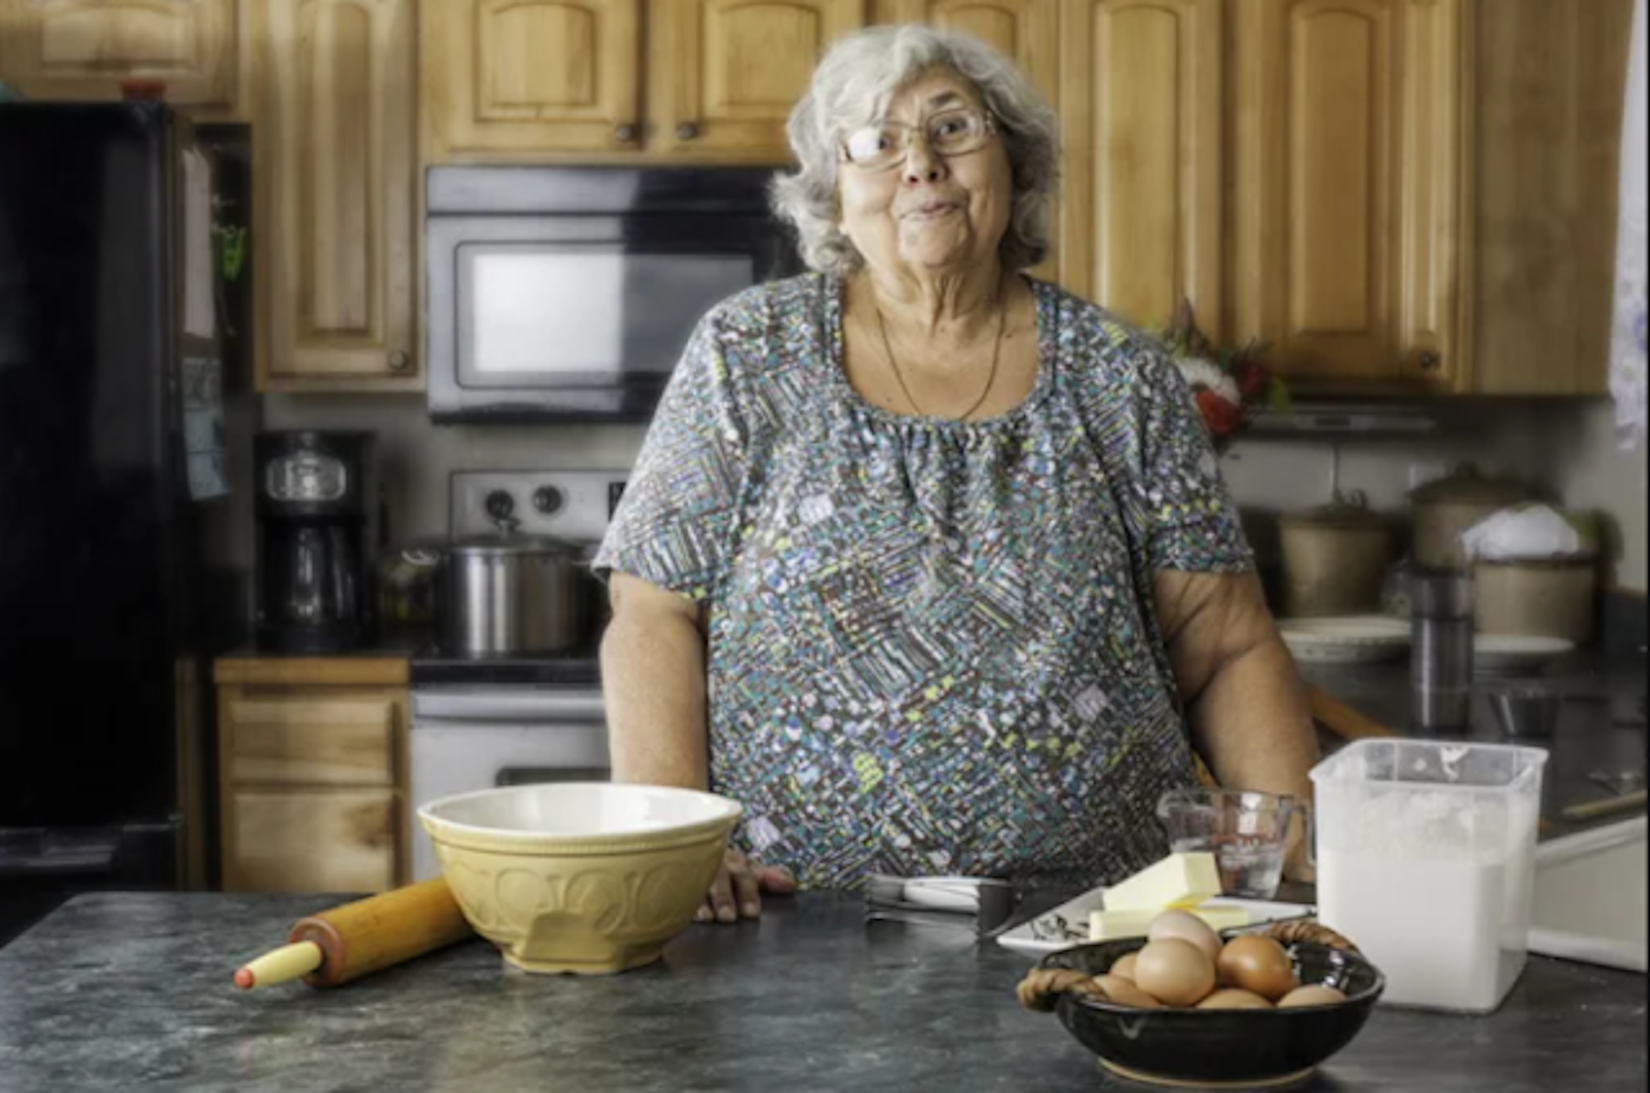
[1153,568,1320,878]
[600,572,711,788]
[599,571,795,918]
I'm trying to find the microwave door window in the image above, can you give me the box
[457,245,756,386]
[466,248,624,379]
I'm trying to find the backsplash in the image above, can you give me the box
[260,393,1587,550]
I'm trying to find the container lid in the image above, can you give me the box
[1408,461,1533,505]
[1280,489,1388,529]
[448,531,578,557]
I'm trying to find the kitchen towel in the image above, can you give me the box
[1609,0,1646,450]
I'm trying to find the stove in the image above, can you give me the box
[407,470,625,882]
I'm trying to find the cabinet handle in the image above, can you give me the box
[387,350,410,372]
[1416,350,1441,373]
[676,121,699,141]
[614,123,637,143]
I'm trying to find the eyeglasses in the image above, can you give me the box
[839,108,998,171]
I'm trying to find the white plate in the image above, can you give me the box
[1279,616,1411,665]
[1474,634,1576,676]
[996,883,1316,959]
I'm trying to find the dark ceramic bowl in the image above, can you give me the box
[1040,938,1385,1089]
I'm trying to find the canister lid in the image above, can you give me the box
[1408,461,1533,505]
[448,531,577,557]
[1280,489,1388,529]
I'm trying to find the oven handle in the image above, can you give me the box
[412,689,606,724]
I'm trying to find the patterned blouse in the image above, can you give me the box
[593,272,1253,890]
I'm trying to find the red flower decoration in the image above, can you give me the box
[1196,388,1245,438]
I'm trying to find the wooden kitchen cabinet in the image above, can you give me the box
[1230,0,1464,391]
[215,657,409,893]
[420,0,642,158]
[652,0,867,159]
[420,0,866,163]
[0,0,249,119]
[253,0,419,391]
[1057,0,1223,338]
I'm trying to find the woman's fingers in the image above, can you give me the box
[755,863,797,894]
[694,850,796,925]
[709,853,739,923]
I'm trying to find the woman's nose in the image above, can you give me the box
[901,140,949,184]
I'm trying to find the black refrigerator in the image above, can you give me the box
[0,102,241,936]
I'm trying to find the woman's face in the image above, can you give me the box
[835,68,1013,281]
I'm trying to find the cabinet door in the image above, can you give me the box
[227,789,399,892]
[1059,0,1222,334]
[254,0,417,389]
[421,0,641,159]
[651,0,867,159]
[225,693,400,786]
[0,0,245,115]
[1232,0,1462,388]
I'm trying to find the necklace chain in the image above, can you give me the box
[872,282,1007,422]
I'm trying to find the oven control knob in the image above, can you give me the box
[532,486,564,516]
[484,490,515,522]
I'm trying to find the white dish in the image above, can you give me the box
[996,883,1316,958]
[1474,634,1576,677]
[1279,616,1411,665]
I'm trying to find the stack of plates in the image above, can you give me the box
[1278,616,1410,665]
[1279,616,1576,676]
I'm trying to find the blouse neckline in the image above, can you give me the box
[821,271,1058,434]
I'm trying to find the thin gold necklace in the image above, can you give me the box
[872,283,1007,421]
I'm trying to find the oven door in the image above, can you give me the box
[408,686,609,882]
[426,212,797,423]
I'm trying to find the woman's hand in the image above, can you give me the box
[695,847,797,923]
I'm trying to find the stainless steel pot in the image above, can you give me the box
[408,532,585,656]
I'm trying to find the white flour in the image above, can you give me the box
[1315,784,1538,1013]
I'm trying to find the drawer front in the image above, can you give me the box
[226,694,399,786]
[228,789,398,893]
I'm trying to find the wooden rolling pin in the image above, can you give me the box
[233,878,474,990]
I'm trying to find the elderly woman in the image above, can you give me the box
[593,25,1319,924]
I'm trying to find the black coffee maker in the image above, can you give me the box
[254,431,379,653]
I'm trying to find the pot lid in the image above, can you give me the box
[1280,489,1388,529]
[448,531,578,557]
[1408,461,1533,505]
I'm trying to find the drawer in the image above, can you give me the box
[227,788,399,893]
[225,693,399,786]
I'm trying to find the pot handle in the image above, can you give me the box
[401,547,442,568]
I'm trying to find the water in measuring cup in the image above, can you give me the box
[1169,835,1286,899]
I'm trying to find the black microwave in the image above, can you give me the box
[425,166,804,423]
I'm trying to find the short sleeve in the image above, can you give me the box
[1122,346,1254,574]
[591,307,751,601]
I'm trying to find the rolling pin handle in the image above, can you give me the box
[233,940,325,990]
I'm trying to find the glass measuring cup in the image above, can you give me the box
[1155,788,1307,900]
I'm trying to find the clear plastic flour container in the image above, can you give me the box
[1310,739,1548,1013]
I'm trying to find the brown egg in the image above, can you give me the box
[1278,984,1348,1008]
[1133,939,1217,1007]
[1147,909,1223,964]
[1216,936,1299,1002]
[1197,988,1274,1010]
[1108,952,1139,982]
[1092,973,1164,1009]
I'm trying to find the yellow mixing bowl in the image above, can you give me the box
[417,782,741,975]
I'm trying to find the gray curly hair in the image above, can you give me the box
[769,24,1060,277]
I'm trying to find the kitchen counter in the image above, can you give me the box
[1302,648,1647,841]
[1,892,1644,1093]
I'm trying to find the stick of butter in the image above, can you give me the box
[1101,852,1222,911]
[1088,905,1250,942]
